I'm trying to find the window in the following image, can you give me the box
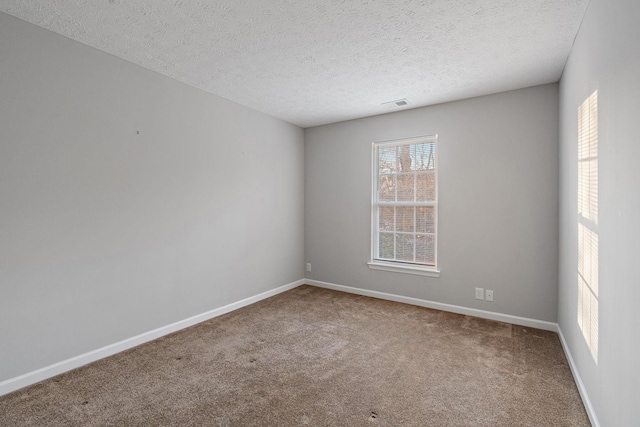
[577,90,598,363]
[369,135,439,276]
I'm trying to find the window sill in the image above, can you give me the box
[367,261,440,277]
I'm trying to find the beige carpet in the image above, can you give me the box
[0,285,590,426]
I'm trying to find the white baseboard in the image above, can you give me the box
[304,279,558,331]
[1,277,599,427]
[556,326,600,427]
[0,279,305,397]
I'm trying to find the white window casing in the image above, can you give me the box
[369,135,440,277]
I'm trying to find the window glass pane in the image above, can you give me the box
[414,142,435,171]
[396,206,414,232]
[416,207,435,233]
[395,234,414,262]
[589,158,598,222]
[416,234,435,265]
[379,232,394,259]
[379,206,394,231]
[378,146,397,174]
[397,145,412,172]
[416,171,435,201]
[578,161,586,216]
[379,175,395,201]
[397,174,414,201]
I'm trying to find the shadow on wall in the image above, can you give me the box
[577,90,599,364]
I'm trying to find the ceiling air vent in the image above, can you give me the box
[382,99,409,109]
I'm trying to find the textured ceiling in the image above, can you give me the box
[0,1,589,128]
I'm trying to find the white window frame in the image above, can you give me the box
[368,135,440,277]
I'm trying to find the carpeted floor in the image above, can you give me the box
[0,285,590,426]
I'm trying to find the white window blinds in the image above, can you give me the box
[577,91,598,362]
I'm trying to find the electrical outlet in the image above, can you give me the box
[306,263,311,272]
[475,287,484,300]
[485,290,494,302]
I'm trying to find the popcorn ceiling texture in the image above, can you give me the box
[0,1,588,127]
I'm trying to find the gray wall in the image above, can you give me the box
[0,13,304,382]
[558,0,640,424]
[305,84,559,322]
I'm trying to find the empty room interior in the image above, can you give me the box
[1,0,638,425]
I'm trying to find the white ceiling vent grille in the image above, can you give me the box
[382,99,409,109]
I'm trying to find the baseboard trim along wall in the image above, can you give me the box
[556,327,601,427]
[0,279,305,397]
[2,277,599,427]
[305,279,558,331]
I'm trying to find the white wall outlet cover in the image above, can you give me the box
[475,288,484,300]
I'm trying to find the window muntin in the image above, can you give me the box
[372,136,437,270]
